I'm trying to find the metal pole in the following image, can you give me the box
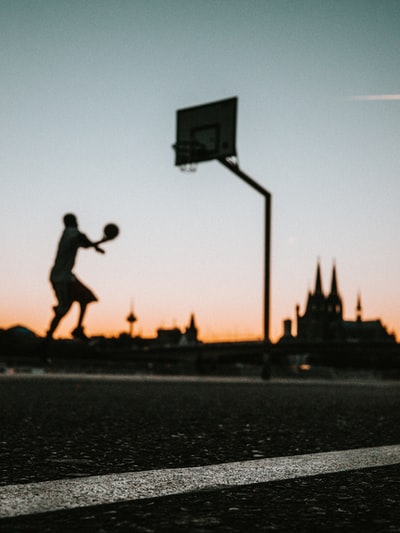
[264,192,271,343]
[218,158,272,343]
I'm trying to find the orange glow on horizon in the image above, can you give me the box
[1,303,398,345]
[0,305,275,343]
[3,260,400,346]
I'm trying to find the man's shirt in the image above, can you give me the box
[50,227,91,283]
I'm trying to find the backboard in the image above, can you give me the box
[174,97,237,166]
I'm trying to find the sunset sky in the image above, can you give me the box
[1,0,400,342]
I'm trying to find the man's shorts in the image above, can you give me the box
[52,278,97,315]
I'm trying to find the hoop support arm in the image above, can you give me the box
[218,157,272,344]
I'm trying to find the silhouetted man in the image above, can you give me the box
[46,213,104,340]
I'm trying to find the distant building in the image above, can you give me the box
[182,314,199,344]
[156,314,199,346]
[282,261,395,343]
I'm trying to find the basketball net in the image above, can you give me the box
[180,162,198,172]
[174,141,200,173]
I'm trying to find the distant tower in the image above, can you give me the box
[184,314,198,344]
[326,262,343,320]
[315,260,323,296]
[297,260,326,340]
[356,293,362,322]
[126,301,137,338]
[325,261,344,339]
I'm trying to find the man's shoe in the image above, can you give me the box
[71,327,87,340]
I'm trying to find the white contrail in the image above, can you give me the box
[350,94,400,101]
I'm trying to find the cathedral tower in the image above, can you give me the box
[326,262,343,321]
[296,261,343,341]
[297,261,327,340]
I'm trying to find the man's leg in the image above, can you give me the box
[70,279,97,340]
[46,313,62,339]
[71,302,88,339]
[46,283,72,338]
[77,302,87,328]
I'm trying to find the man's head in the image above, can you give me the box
[63,213,78,228]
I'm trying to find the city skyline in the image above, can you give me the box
[1,1,400,342]
[2,257,396,344]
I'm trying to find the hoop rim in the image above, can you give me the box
[173,140,209,167]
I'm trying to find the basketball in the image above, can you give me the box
[104,223,119,240]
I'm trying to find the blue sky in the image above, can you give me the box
[1,0,400,341]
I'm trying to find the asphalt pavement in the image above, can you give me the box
[0,374,399,531]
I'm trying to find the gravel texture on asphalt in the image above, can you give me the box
[1,376,399,531]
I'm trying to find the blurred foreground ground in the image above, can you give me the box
[0,374,399,531]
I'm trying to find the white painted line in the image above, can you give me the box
[2,373,398,387]
[1,445,399,518]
